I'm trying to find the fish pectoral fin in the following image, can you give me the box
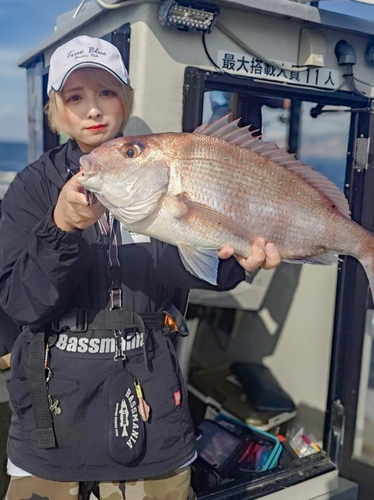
[178,245,219,285]
[283,251,340,265]
[176,195,250,240]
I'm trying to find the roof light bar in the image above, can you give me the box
[158,0,220,33]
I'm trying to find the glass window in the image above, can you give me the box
[261,99,290,149]
[203,91,236,124]
[203,91,290,143]
[263,101,350,191]
[353,310,374,466]
[297,103,350,191]
[27,59,44,164]
[194,88,352,447]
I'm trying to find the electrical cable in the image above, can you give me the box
[209,24,370,97]
[202,32,261,83]
[353,75,374,89]
[348,76,367,97]
[77,0,367,101]
[202,32,347,94]
[202,32,221,70]
[343,63,368,97]
[354,76,374,89]
[333,42,369,98]
[216,21,309,73]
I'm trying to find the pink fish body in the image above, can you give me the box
[78,115,374,298]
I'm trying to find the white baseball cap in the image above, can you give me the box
[47,35,129,95]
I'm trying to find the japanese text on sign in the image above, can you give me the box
[218,50,341,89]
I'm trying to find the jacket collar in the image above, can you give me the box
[62,139,84,180]
[44,139,85,189]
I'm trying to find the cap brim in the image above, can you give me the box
[49,61,129,94]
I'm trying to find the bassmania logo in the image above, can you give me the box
[114,387,141,448]
[55,332,144,354]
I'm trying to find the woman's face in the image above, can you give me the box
[60,69,125,153]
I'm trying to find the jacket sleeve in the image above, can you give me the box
[156,243,245,291]
[0,166,93,328]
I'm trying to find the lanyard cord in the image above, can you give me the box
[63,160,121,308]
[97,213,150,369]
[97,212,122,310]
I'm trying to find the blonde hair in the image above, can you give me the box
[44,67,134,135]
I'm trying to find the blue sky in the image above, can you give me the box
[0,0,79,142]
[1,0,374,142]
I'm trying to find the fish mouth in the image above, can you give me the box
[80,153,100,174]
[78,155,102,192]
[78,153,134,208]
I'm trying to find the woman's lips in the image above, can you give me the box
[86,124,106,131]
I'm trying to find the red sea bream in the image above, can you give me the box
[78,115,374,298]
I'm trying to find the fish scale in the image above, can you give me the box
[172,146,328,253]
[78,115,374,298]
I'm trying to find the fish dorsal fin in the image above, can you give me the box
[194,114,350,219]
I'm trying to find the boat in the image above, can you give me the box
[6,1,374,497]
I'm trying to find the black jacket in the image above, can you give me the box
[0,140,244,327]
[0,140,245,481]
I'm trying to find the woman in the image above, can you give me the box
[0,35,280,500]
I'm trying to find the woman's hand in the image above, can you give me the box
[53,173,106,231]
[218,237,281,272]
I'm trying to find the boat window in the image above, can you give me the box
[263,101,350,191]
[353,312,374,466]
[27,59,44,163]
[203,91,236,124]
[297,103,350,191]
[185,70,356,450]
[203,89,350,193]
[261,97,290,148]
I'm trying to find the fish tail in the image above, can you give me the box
[358,232,374,303]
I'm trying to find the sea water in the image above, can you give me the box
[0,141,28,200]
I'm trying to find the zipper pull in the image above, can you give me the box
[113,330,126,369]
[135,381,150,422]
[48,394,62,416]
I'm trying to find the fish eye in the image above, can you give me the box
[122,143,143,159]
[125,148,135,157]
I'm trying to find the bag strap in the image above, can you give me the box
[51,308,165,332]
[28,331,56,448]
[97,213,122,310]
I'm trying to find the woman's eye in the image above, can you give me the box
[122,143,142,158]
[67,95,81,102]
[101,90,116,97]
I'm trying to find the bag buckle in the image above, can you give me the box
[110,289,122,310]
